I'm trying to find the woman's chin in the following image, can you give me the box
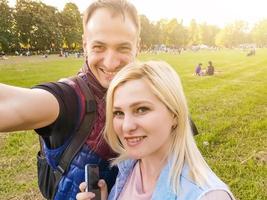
[127,153,143,160]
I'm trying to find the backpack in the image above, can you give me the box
[36,75,96,200]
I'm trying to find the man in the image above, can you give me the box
[0,0,139,199]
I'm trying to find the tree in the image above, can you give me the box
[0,0,14,52]
[30,2,62,51]
[199,23,220,46]
[188,19,201,46]
[155,19,167,45]
[215,21,249,48]
[60,3,82,50]
[165,19,187,47]
[15,0,63,52]
[251,19,267,47]
[140,15,153,49]
[15,0,34,50]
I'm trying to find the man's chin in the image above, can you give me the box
[100,80,110,89]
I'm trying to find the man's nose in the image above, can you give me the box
[122,114,137,133]
[103,50,121,71]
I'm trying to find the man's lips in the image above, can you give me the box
[100,68,117,76]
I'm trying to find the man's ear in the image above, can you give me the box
[135,37,141,57]
[82,34,87,54]
[82,34,88,61]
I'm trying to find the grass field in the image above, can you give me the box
[0,49,266,200]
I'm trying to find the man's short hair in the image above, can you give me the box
[83,0,140,36]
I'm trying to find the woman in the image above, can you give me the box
[77,61,235,200]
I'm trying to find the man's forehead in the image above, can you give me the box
[86,8,137,32]
[84,10,138,44]
[91,8,123,19]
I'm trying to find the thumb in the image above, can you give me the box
[79,182,87,192]
[98,179,108,200]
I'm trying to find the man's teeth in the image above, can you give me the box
[103,70,115,75]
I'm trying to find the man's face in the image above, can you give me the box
[83,8,139,88]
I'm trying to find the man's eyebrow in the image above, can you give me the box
[91,40,105,45]
[117,42,132,47]
[90,41,132,47]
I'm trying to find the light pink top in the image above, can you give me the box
[118,161,153,200]
[118,162,233,200]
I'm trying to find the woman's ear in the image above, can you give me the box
[172,114,178,131]
[171,124,178,131]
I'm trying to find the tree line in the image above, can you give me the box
[1,0,267,54]
[0,0,82,54]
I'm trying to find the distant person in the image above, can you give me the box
[247,48,255,56]
[0,51,8,60]
[43,54,48,58]
[59,49,63,57]
[77,61,235,200]
[206,61,214,75]
[195,63,203,76]
[26,50,30,56]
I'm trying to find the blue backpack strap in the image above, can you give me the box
[52,75,97,198]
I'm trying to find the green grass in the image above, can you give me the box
[0,50,266,200]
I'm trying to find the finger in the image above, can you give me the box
[79,182,87,192]
[76,191,95,200]
[98,179,108,200]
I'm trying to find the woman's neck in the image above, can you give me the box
[139,156,167,193]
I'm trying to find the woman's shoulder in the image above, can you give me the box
[179,165,234,200]
[198,190,235,200]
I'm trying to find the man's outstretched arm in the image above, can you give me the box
[0,83,59,132]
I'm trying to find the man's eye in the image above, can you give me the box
[92,45,105,52]
[118,46,131,53]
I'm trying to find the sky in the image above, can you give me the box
[8,0,267,27]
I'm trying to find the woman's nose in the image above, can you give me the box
[122,114,137,133]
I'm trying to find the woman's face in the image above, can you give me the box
[112,79,175,161]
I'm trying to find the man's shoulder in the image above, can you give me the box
[33,78,84,109]
[58,76,87,97]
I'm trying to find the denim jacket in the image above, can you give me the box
[108,159,233,200]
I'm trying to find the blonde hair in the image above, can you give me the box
[105,61,212,194]
[83,0,140,37]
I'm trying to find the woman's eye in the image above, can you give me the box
[137,107,149,114]
[113,111,124,117]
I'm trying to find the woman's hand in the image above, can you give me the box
[76,179,108,200]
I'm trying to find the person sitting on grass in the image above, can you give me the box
[76,61,235,200]
[206,61,215,75]
[195,63,203,76]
